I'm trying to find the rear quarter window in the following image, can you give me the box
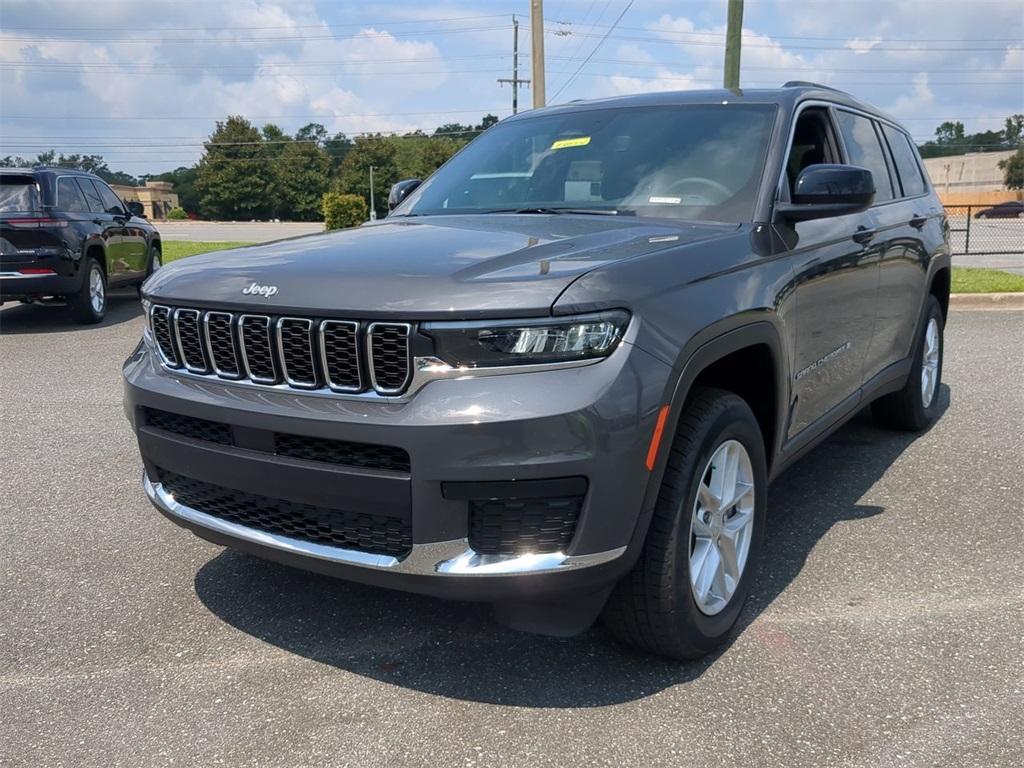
[76,178,106,213]
[0,175,41,212]
[881,124,928,197]
[57,177,90,212]
[836,111,894,203]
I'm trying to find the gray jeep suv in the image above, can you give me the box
[124,84,950,659]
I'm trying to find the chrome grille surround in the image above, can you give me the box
[149,305,179,367]
[276,317,318,389]
[367,321,412,395]
[318,320,362,392]
[203,311,242,379]
[238,314,278,384]
[173,308,208,373]
[147,304,413,397]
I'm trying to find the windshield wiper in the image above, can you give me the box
[487,206,623,216]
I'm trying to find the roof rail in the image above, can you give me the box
[781,80,848,94]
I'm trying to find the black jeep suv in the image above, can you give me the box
[1,167,162,323]
[125,85,950,659]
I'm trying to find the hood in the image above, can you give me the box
[145,214,737,319]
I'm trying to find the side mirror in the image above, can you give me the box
[388,179,422,212]
[776,164,875,222]
[127,201,145,218]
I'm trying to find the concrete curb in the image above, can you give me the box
[949,292,1024,310]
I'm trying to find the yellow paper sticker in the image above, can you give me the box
[551,136,591,150]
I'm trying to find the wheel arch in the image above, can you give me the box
[621,320,789,571]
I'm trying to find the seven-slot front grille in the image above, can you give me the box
[149,305,412,396]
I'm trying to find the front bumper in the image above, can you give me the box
[124,331,672,603]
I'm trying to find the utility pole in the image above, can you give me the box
[368,165,376,221]
[723,0,744,90]
[497,15,530,114]
[530,0,546,108]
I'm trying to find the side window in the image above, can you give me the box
[881,124,927,197]
[786,108,840,191]
[57,177,88,212]
[94,180,126,215]
[836,111,894,203]
[76,178,105,213]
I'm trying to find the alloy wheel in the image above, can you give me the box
[920,317,940,408]
[689,439,756,616]
[89,266,105,314]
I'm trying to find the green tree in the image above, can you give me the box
[1004,114,1024,147]
[295,123,328,145]
[334,135,399,220]
[325,132,353,170]
[999,148,1024,190]
[273,141,331,220]
[934,121,966,145]
[195,116,272,220]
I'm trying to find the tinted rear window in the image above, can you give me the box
[76,178,105,213]
[882,125,927,197]
[836,111,894,203]
[57,177,90,212]
[0,175,40,212]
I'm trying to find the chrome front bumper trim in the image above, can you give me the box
[144,473,625,577]
[0,271,54,279]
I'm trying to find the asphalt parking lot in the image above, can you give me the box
[1,296,1022,768]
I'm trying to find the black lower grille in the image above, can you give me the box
[469,495,584,556]
[274,433,410,473]
[139,408,410,473]
[155,468,412,557]
[142,407,232,445]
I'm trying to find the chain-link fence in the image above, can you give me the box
[944,204,1024,256]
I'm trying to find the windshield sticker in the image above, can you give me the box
[551,136,591,150]
[649,196,682,204]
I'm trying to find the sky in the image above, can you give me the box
[1,0,1022,176]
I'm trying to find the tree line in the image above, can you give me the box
[160,114,496,221]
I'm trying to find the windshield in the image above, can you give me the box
[398,104,776,222]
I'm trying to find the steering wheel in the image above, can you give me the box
[665,176,732,203]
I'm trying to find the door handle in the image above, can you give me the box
[909,214,927,230]
[852,226,876,245]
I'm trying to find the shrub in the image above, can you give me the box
[166,207,188,220]
[322,192,368,230]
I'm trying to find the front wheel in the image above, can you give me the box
[68,257,106,324]
[138,245,161,297]
[872,295,944,431]
[602,388,768,660]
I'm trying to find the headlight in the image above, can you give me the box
[422,310,629,368]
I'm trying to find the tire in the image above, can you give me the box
[872,295,944,432]
[68,257,106,324]
[602,387,768,660]
[138,244,161,297]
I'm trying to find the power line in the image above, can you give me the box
[564,21,1024,44]
[0,13,512,32]
[551,0,635,101]
[0,53,525,70]
[0,108,507,120]
[542,27,1020,52]
[0,23,511,44]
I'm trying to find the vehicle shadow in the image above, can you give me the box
[194,386,950,708]
[0,289,144,334]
